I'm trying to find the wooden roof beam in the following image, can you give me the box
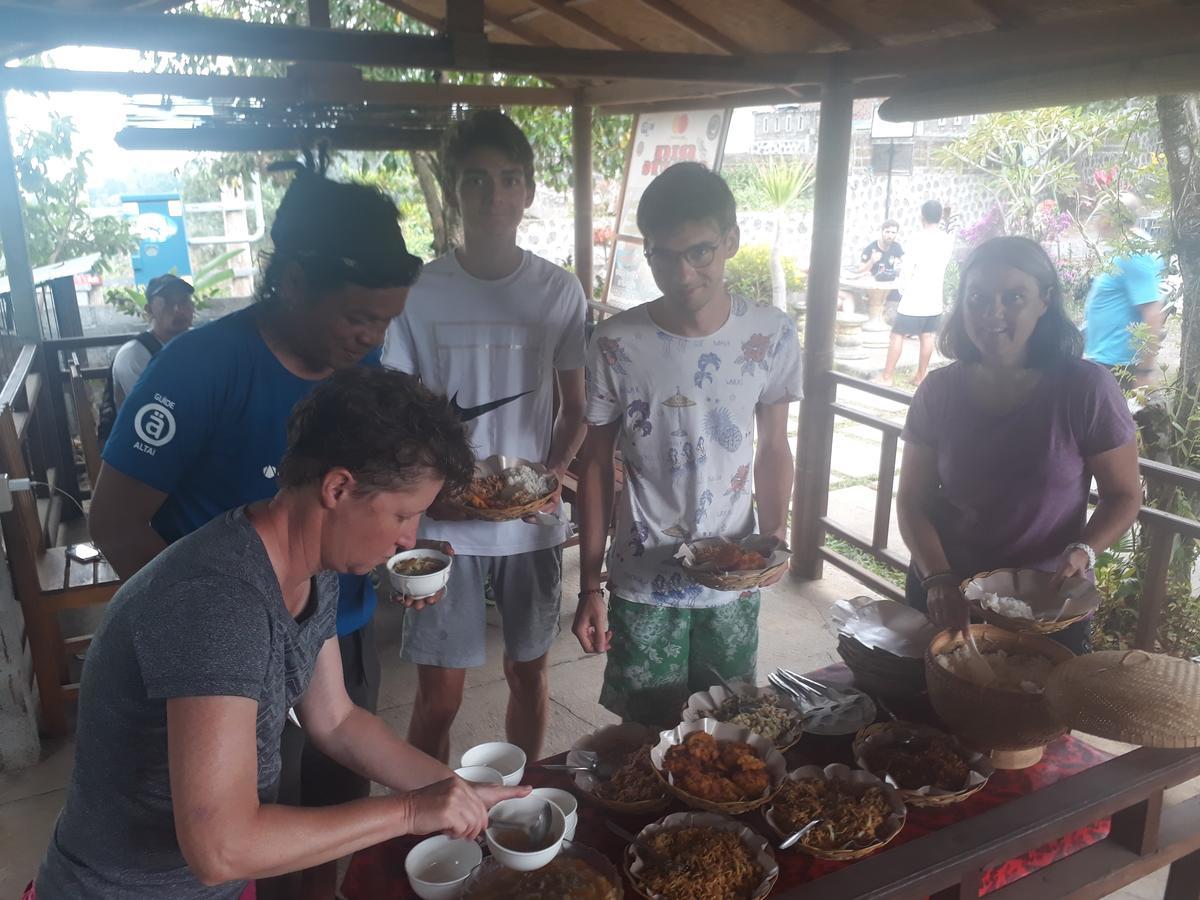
[0,66,575,105]
[482,10,558,46]
[0,6,807,83]
[632,0,747,54]
[115,124,444,152]
[445,0,485,33]
[966,0,1035,30]
[521,0,643,51]
[774,0,881,50]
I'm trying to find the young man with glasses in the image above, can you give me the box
[572,163,802,727]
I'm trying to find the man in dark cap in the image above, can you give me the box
[90,169,426,899]
[97,273,196,446]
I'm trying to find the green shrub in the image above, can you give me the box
[725,244,806,303]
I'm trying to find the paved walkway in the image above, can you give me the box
[0,548,1181,898]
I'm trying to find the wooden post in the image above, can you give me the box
[307,0,330,28]
[0,92,42,343]
[572,96,594,299]
[791,79,854,578]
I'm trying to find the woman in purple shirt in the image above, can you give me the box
[897,237,1142,653]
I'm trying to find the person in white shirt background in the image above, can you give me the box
[382,110,587,765]
[111,273,196,406]
[877,200,954,387]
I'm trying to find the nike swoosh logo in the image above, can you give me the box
[450,389,534,421]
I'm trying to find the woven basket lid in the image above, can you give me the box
[1046,650,1200,748]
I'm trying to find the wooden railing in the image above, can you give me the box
[819,371,1200,652]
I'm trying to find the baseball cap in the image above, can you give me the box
[145,274,195,302]
[269,172,423,288]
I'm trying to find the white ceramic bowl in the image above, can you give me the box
[484,796,566,872]
[386,549,453,599]
[454,765,504,785]
[404,834,483,900]
[530,786,578,841]
[460,742,526,786]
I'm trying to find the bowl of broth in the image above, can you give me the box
[485,796,566,871]
[405,834,482,900]
[386,549,452,599]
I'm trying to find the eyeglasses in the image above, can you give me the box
[644,241,721,271]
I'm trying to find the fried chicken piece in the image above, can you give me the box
[682,731,719,762]
[674,770,742,803]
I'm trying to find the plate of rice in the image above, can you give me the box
[962,568,1101,635]
[445,455,558,522]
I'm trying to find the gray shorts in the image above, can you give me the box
[400,547,563,668]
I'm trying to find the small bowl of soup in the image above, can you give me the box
[484,796,566,871]
[386,549,452,599]
[405,834,482,900]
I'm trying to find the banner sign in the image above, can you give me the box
[604,109,732,309]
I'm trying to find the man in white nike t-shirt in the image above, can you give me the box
[382,111,587,763]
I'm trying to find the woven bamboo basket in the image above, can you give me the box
[1045,650,1200,749]
[650,719,786,815]
[444,454,558,522]
[961,569,1098,636]
[623,812,779,900]
[764,764,907,861]
[852,722,993,808]
[678,536,791,591]
[567,723,670,815]
[926,626,1074,764]
[681,684,805,752]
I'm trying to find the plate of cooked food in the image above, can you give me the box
[464,840,623,899]
[853,721,993,807]
[681,684,804,751]
[675,535,791,591]
[765,763,906,861]
[566,723,669,814]
[623,812,779,900]
[650,719,787,815]
[445,455,559,522]
[961,568,1101,635]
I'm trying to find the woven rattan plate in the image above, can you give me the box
[1047,650,1200,748]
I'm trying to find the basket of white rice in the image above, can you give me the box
[961,569,1100,635]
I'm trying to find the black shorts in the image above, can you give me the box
[278,618,381,807]
[892,313,941,336]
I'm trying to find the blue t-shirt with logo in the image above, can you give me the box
[1083,253,1163,367]
[102,305,378,635]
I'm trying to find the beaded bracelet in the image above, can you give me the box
[578,587,605,598]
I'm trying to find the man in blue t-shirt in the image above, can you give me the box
[1083,197,1165,388]
[90,167,425,900]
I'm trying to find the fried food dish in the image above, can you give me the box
[390,557,446,576]
[593,744,666,804]
[636,826,762,900]
[772,777,891,851]
[693,541,769,572]
[467,855,618,900]
[663,732,771,803]
[868,735,970,792]
[456,465,554,510]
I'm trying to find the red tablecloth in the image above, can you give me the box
[343,734,1111,899]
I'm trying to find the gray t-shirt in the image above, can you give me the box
[37,507,338,899]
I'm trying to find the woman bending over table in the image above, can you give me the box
[32,369,527,899]
[897,236,1142,654]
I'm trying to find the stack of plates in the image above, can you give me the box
[833,597,936,700]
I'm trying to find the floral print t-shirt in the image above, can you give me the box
[585,298,803,608]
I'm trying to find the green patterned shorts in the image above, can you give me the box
[599,591,761,728]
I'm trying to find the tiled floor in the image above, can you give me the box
[0,549,1189,898]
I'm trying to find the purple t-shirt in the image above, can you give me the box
[902,359,1135,577]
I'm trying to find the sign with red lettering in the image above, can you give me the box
[604,109,731,308]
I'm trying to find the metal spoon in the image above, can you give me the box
[538,759,616,779]
[706,663,747,711]
[488,801,553,846]
[778,818,822,850]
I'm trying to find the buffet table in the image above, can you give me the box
[342,665,1200,899]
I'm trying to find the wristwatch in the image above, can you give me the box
[1064,542,1097,571]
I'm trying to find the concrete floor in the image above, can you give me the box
[0,548,1184,898]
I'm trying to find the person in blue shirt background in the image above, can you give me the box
[89,161,427,900]
[1083,194,1165,388]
